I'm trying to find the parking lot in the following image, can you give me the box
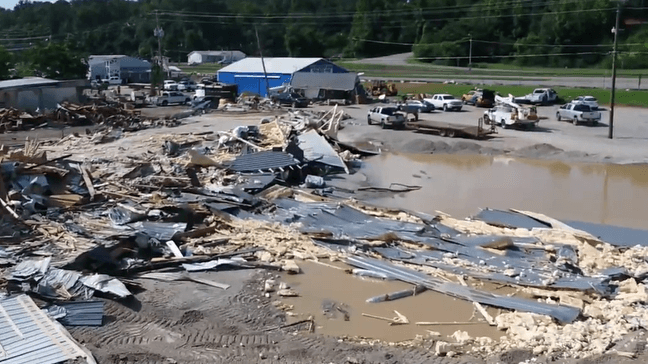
[332,101,648,164]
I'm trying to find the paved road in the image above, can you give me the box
[365,75,643,90]
[351,53,646,90]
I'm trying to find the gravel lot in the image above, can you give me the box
[332,102,648,164]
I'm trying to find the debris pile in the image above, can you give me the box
[0,101,179,133]
[0,106,648,362]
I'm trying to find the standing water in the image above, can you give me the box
[361,153,648,230]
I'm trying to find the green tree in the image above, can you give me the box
[21,42,86,79]
[0,46,13,80]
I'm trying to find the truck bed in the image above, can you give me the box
[410,120,495,139]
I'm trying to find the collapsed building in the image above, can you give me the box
[0,100,647,362]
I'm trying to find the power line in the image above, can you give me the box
[409,51,607,61]
[152,5,615,27]
[156,4,607,23]
[153,0,589,19]
[353,38,645,49]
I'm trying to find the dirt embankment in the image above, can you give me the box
[388,137,591,163]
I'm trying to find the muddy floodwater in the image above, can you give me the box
[282,261,503,343]
[361,153,648,230]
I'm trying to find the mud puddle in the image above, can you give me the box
[358,153,648,230]
[280,260,503,343]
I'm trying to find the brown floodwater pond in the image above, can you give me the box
[282,154,648,343]
[281,261,504,343]
[360,153,648,230]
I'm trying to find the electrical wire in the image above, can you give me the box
[153,5,613,26]
[152,0,594,19]
[151,5,614,29]
[353,38,646,49]
[405,51,607,61]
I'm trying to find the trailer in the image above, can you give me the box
[409,118,496,139]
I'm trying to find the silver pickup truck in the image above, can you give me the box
[556,103,601,126]
[367,106,406,129]
[149,91,191,106]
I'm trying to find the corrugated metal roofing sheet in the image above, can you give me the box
[57,301,104,327]
[296,130,348,172]
[0,295,93,364]
[218,57,322,75]
[0,78,60,90]
[291,72,358,91]
[227,151,299,173]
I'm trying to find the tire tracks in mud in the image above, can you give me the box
[70,273,468,364]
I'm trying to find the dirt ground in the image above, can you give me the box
[71,269,456,364]
[14,103,648,363]
[68,268,648,364]
[334,103,648,165]
[65,266,648,364]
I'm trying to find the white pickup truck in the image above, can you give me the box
[517,88,558,105]
[102,76,122,85]
[556,103,601,125]
[149,91,191,106]
[484,103,539,130]
[424,94,463,111]
[367,106,406,129]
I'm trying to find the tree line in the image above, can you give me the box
[1,0,647,80]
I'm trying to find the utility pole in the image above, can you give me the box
[255,26,270,97]
[154,10,164,68]
[609,2,621,139]
[153,10,165,94]
[468,34,473,70]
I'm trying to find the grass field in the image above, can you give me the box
[341,61,648,79]
[386,82,648,107]
[176,63,223,75]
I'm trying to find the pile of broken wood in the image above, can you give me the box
[0,101,178,133]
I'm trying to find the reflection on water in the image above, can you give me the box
[362,153,648,229]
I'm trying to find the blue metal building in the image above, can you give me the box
[217,57,348,97]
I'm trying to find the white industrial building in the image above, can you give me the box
[187,50,246,65]
[0,77,88,112]
[87,55,152,84]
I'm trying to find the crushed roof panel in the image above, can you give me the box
[226,151,299,173]
[0,294,92,364]
[0,78,60,90]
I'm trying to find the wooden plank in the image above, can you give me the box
[80,164,96,200]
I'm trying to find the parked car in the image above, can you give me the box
[271,92,309,108]
[400,100,434,113]
[517,88,558,105]
[367,106,406,129]
[573,96,599,110]
[424,94,463,111]
[97,76,122,85]
[164,80,179,91]
[177,80,197,91]
[556,103,601,125]
[462,89,495,108]
[149,91,191,106]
